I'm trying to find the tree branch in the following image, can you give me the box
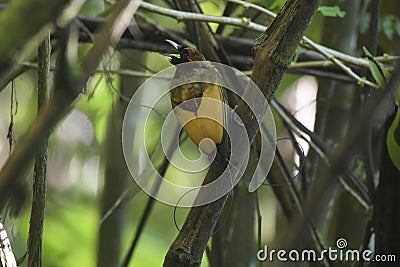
[163,0,322,266]
[228,0,380,88]
[0,0,140,211]
[0,0,84,90]
[280,63,400,260]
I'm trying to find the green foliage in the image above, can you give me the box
[14,194,99,267]
[360,13,400,40]
[80,0,105,16]
[363,47,391,88]
[1,1,397,266]
[381,14,400,40]
[199,1,224,31]
[359,13,370,35]
[317,5,346,18]
[387,106,400,172]
[261,0,286,11]
[75,73,119,143]
[386,62,400,172]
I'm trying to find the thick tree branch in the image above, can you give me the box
[237,0,322,139]
[163,0,322,266]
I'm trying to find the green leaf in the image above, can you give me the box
[395,17,400,37]
[394,82,400,104]
[363,47,391,88]
[368,61,385,87]
[387,107,400,172]
[382,15,395,40]
[318,6,346,18]
[362,46,374,58]
[381,15,400,40]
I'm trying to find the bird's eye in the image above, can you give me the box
[183,49,190,57]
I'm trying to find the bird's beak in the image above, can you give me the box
[165,39,180,50]
[165,39,182,64]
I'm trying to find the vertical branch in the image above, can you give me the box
[27,32,51,267]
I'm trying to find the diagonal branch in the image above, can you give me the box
[228,0,380,88]
[140,1,390,88]
[0,0,84,90]
[163,0,322,266]
[0,0,141,211]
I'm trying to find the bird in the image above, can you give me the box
[166,40,227,155]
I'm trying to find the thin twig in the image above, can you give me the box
[225,0,382,69]
[227,0,380,88]
[265,137,330,266]
[139,2,265,32]
[120,126,178,267]
[284,63,400,254]
[301,37,380,88]
[290,60,334,68]
[271,99,370,208]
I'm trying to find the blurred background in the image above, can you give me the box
[0,0,399,266]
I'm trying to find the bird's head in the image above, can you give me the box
[165,39,206,65]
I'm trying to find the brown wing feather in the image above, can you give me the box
[169,46,227,154]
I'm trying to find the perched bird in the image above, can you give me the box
[166,40,227,155]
